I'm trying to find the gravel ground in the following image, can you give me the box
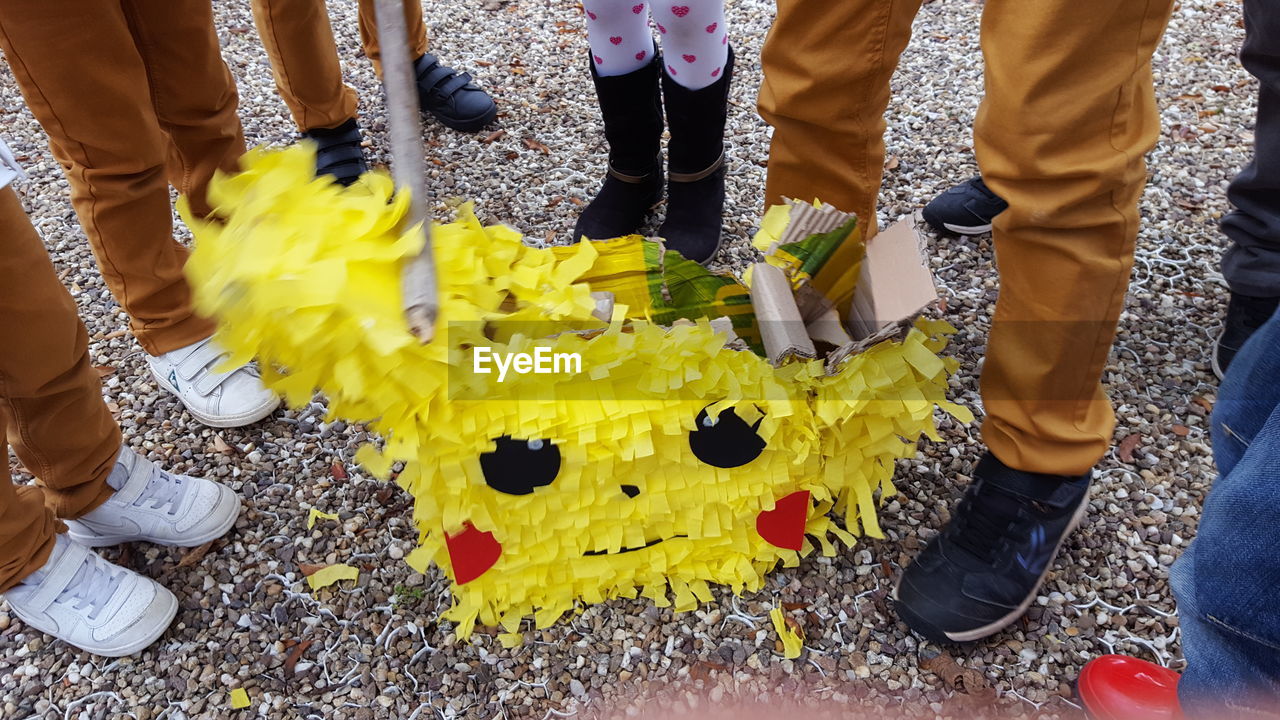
[0,0,1254,717]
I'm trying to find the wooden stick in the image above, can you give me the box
[374,0,437,343]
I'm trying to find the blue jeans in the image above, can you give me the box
[1171,303,1280,716]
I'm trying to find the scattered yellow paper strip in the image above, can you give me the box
[306,563,359,590]
[770,607,804,659]
[307,507,340,530]
[230,688,250,710]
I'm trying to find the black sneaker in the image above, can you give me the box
[413,53,498,133]
[301,117,368,186]
[893,452,1091,644]
[1214,292,1280,380]
[921,176,1008,236]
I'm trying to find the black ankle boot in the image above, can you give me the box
[573,52,665,243]
[658,47,733,264]
[301,118,368,186]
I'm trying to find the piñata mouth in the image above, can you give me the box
[583,535,688,556]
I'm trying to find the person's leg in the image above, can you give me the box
[0,0,214,356]
[356,0,429,78]
[121,0,245,220]
[894,0,1175,645]
[652,0,731,263]
[1216,0,1280,376]
[356,0,496,133]
[758,0,924,310]
[249,0,360,133]
[572,1,665,244]
[650,1,727,91]
[1171,305,1280,715]
[0,429,61,594]
[583,0,654,78]
[973,0,1174,475]
[0,186,120,521]
[248,0,369,185]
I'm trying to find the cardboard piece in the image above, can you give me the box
[847,217,937,341]
[749,262,817,365]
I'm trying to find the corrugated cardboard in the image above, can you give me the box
[847,217,937,340]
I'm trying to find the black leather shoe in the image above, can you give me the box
[413,53,497,132]
[893,452,1091,644]
[301,118,368,186]
[1214,292,1280,379]
[922,176,1008,236]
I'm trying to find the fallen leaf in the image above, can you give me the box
[94,365,116,378]
[1172,424,1190,437]
[885,155,900,170]
[689,660,725,683]
[920,650,990,694]
[297,562,328,577]
[481,129,507,144]
[781,601,809,611]
[374,485,395,504]
[283,639,314,675]
[1192,395,1213,412]
[213,435,236,455]
[522,137,550,155]
[330,461,348,480]
[879,558,893,577]
[178,540,216,568]
[1118,432,1142,463]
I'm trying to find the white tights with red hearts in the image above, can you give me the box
[583,0,728,90]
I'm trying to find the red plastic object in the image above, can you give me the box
[1078,655,1182,720]
[445,522,502,584]
[756,490,810,551]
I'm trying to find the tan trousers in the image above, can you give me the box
[0,0,243,356]
[0,187,120,593]
[759,0,1174,475]
[251,0,429,131]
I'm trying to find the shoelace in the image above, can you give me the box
[58,553,125,621]
[133,464,189,516]
[949,483,1028,561]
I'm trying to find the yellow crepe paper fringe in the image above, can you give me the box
[770,607,805,659]
[183,146,966,638]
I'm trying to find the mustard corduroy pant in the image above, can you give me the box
[0,0,245,356]
[759,0,1175,475]
[0,187,119,593]
[251,0,430,131]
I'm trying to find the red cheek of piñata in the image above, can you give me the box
[445,522,502,584]
[755,490,810,551]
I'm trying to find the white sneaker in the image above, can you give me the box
[2,535,177,657]
[64,447,240,547]
[147,337,280,428]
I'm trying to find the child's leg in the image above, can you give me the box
[651,0,727,90]
[582,0,654,77]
